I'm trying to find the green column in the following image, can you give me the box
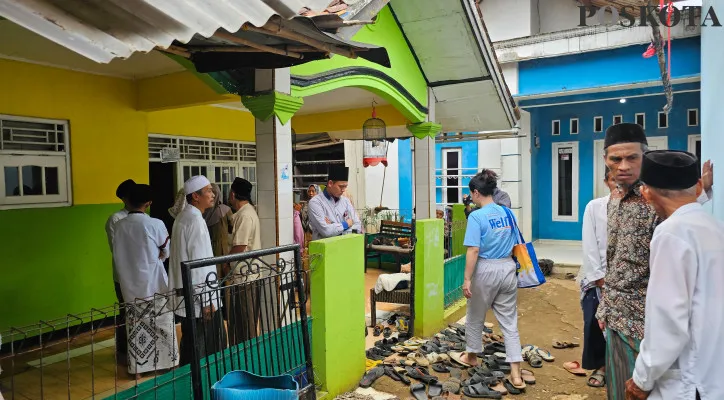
[309,234,366,397]
[451,204,467,257]
[414,219,445,337]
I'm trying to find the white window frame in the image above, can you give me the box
[635,113,646,129]
[441,148,462,205]
[0,115,72,210]
[688,109,699,127]
[688,134,701,157]
[148,134,257,203]
[552,142,579,222]
[658,111,669,129]
[593,116,603,133]
[570,118,579,135]
[613,115,623,125]
[552,120,561,136]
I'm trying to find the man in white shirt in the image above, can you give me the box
[625,150,723,400]
[104,178,135,358]
[577,168,616,388]
[308,165,361,240]
[112,184,177,376]
[168,175,227,366]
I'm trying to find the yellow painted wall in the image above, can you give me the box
[0,59,256,205]
[136,71,239,111]
[292,104,409,134]
[0,59,147,205]
[147,106,255,142]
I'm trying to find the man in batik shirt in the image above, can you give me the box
[594,123,714,400]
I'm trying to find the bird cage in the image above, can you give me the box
[362,103,388,167]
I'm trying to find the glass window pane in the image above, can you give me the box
[557,148,573,216]
[249,167,255,182]
[200,167,208,177]
[4,166,19,196]
[183,166,190,181]
[22,165,43,195]
[215,167,221,182]
[45,167,59,195]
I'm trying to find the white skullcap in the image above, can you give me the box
[184,175,210,195]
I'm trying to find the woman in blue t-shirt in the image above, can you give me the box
[456,170,525,390]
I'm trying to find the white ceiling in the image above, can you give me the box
[296,87,389,115]
[0,20,185,79]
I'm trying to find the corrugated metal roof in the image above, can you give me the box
[0,0,334,63]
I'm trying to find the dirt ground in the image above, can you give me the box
[368,276,606,400]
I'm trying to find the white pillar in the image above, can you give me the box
[254,69,294,248]
[701,0,724,219]
[413,88,437,219]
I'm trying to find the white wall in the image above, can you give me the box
[538,0,582,34]
[501,63,519,95]
[479,0,533,42]
[363,140,400,210]
[344,140,366,210]
[701,0,723,219]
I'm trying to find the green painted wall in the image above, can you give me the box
[291,6,428,122]
[309,234,365,397]
[0,204,119,331]
[414,219,445,337]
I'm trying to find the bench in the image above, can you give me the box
[365,220,413,273]
[369,288,410,327]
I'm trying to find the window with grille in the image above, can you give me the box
[149,134,257,204]
[0,115,71,209]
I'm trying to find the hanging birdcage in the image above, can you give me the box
[362,102,388,167]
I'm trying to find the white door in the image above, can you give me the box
[593,137,668,198]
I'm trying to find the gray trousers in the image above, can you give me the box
[465,257,523,363]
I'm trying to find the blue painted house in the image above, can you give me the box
[518,36,701,241]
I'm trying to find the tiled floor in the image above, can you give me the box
[533,240,583,267]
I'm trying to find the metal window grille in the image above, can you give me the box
[0,115,71,208]
[148,135,256,163]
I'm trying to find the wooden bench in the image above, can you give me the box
[365,220,413,273]
[369,288,410,327]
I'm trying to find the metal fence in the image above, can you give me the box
[445,219,467,259]
[0,244,313,400]
[443,255,466,308]
[180,244,313,400]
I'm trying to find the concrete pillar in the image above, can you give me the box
[413,88,438,219]
[309,234,365,397]
[701,0,724,219]
[252,69,295,248]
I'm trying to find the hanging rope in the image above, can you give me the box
[379,143,390,207]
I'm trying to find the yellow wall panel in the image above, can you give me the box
[136,71,238,111]
[147,106,255,142]
[0,59,148,205]
[0,59,257,205]
[292,104,409,134]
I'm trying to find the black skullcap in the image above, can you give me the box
[116,179,136,200]
[128,184,153,206]
[640,150,700,190]
[328,165,349,182]
[231,177,253,198]
[604,123,648,149]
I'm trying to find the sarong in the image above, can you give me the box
[605,328,641,400]
[126,299,179,374]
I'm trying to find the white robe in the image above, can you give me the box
[112,212,178,374]
[308,191,361,240]
[105,208,128,282]
[577,194,609,295]
[632,202,724,400]
[168,205,222,318]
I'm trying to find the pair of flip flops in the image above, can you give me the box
[381,365,410,385]
[553,340,580,349]
[522,345,554,368]
[410,381,444,400]
[406,366,438,384]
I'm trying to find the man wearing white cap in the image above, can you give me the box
[168,175,227,366]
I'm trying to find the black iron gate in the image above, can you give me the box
[180,244,314,400]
